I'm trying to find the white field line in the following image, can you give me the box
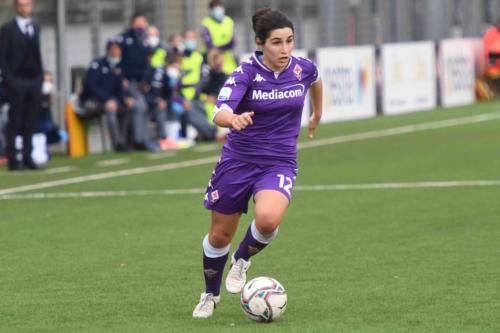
[1,180,500,200]
[1,112,499,197]
[193,144,220,153]
[147,152,177,160]
[96,158,130,167]
[297,112,500,149]
[0,156,219,196]
[43,166,77,174]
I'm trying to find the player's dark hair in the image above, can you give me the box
[209,0,224,9]
[252,8,294,44]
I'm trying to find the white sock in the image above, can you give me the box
[250,220,278,244]
[203,234,230,258]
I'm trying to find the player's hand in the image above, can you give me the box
[231,112,255,131]
[308,114,320,139]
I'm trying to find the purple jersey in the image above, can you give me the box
[214,51,320,167]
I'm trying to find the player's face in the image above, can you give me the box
[260,27,294,72]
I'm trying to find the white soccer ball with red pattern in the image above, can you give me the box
[240,276,287,322]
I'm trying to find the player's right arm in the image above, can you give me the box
[212,62,253,131]
[214,108,254,131]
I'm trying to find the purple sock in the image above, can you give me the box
[234,220,278,261]
[202,235,229,296]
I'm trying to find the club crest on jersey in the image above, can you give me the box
[210,190,219,203]
[293,64,302,81]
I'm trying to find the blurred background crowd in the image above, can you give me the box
[1,0,500,170]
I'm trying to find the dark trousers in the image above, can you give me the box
[5,83,41,165]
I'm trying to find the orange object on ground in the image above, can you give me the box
[65,101,87,157]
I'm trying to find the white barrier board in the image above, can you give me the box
[317,46,376,122]
[382,41,436,115]
[439,39,476,107]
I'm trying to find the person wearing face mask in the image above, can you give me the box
[29,71,68,165]
[0,0,44,170]
[201,0,237,76]
[115,12,151,150]
[166,33,185,64]
[148,26,168,69]
[36,71,66,145]
[180,30,218,141]
[79,39,133,152]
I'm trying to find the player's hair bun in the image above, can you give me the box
[252,7,273,33]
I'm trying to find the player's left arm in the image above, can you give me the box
[308,79,323,139]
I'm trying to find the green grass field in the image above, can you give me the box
[1,102,499,332]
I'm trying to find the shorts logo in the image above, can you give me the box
[218,87,232,101]
[294,64,302,81]
[210,190,220,203]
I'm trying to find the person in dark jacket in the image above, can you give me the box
[116,13,152,149]
[79,39,132,152]
[0,0,43,170]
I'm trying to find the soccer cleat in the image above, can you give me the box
[225,255,251,294]
[192,293,220,318]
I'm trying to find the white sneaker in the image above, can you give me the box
[225,255,251,294]
[192,293,220,318]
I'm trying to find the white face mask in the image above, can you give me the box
[211,6,225,21]
[167,67,181,79]
[107,57,121,67]
[42,82,53,95]
[174,43,185,54]
[148,36,160,48]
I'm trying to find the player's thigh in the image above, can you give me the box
[208,210,242,247]
[252,165,297,233]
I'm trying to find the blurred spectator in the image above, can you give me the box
[181,30,217,141]
[79,39,132,152]
[148,25,168,68]
[36,71,67,145]
[141,54,168,142]
[483,18,500,93]
[202,49,228,122]
[0,0,43,170]
[166,33,185,64]
[30,71,68,165]
[200,0,237,75]
[116,12,152,150]
[0,70,8,165]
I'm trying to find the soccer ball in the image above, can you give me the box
[240,276,287,322]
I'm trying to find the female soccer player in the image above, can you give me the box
[193,7,323,318]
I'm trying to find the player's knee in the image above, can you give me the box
[208,230,232,248]
[255,211,281,234]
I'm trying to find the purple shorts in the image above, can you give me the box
[203,157,298,214]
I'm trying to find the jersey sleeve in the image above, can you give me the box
[298,57,320,88]
[213,64,251,119]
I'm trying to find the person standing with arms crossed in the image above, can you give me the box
[193,8,323,318]
[0,0,43,170]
